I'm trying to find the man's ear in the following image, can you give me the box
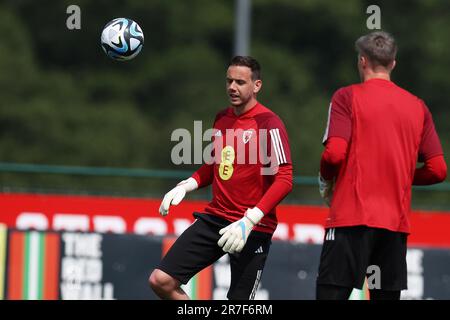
[253,79,262,94]
[390,60,396,71]
[360,55,367,68]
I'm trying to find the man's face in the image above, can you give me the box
[226,65,261,107]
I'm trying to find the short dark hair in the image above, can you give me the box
[228,56,261,80]
[355,31,397,68]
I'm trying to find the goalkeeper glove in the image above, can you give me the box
[159,177,198,216]
[217,207,264,254]
[318,172,334,207]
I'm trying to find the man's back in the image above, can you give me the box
[316,30,446,301]
[329,79,428,233]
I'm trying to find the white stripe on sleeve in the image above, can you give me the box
[274,128,287,163]
[269,129,282,165]
[270,128,286,165]
[322,102,332,143]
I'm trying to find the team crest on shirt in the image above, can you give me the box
[242,130,253,144]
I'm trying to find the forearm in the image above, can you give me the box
[256,164,293,214]
[191,164,214,188]
[413,155,447,185]
[320,137,348,180]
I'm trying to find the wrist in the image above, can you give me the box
[245,207,264,226]
[178,177,198,193]
[318,172,328,182]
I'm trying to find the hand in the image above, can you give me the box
[159,177,198,216]
[318,172,334,207]
[217,207,264,254]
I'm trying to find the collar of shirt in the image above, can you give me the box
[227,102,262,119]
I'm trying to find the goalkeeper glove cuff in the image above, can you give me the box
[318,172,334,207]
[244,207,264,226]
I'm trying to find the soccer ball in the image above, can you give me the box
[101,18,144,61]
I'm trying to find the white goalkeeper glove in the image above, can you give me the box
[318,172,335,207]
[159,177,198,216]
[217,207,264,254]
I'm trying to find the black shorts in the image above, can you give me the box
[157,212,272,300]
[316,226,407,291]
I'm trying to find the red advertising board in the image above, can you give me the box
[0,192,449,247]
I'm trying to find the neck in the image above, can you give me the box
[233,98,258,116]
[363,71,391,82]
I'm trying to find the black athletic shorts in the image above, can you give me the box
[316,226,408,291]
[157,212,272,300]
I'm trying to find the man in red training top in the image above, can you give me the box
[149,56,293,300]
[317,31,447,300]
